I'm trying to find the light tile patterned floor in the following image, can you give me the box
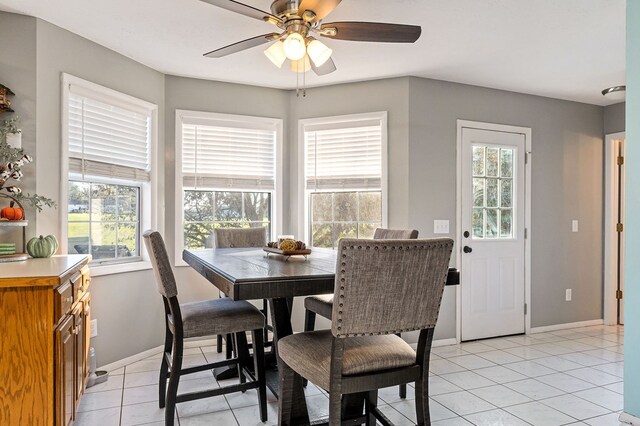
[76,324,625,425]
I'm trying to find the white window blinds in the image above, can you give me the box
[305,118,383,190]
[181,118,277,191]
[68,85,152,181]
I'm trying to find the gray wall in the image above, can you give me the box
[33,19,167,366]
[407,77,604,330]
[604,102,626,134]
[0,13,38,242]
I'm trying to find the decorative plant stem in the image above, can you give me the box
[0,117,56,212]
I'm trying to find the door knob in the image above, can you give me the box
[463,246,473,253]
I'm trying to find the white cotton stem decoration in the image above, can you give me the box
[6,132,21,149]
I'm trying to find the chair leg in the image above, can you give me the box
[304,309,316,332]
[252,329,267,422]
[399,383,407,399]
[415,328,435,426]
[328,388,342,426]
[301,309,316,387]
[395,332,407,399]
[278,360,296,426]
[225,333,233,359]
[216,334,223,353]
[262,299,269,343]
[232,333,246,386]
[415,374,430,426]
[158,328,172,408]
[365,390,378,426]
[165,338,182,426]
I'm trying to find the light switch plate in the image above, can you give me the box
[434,220,450,234]
[90,319,98,338]
[572,220,579,233]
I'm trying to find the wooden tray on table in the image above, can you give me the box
[263,247,312,260]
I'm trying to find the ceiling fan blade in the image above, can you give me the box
[320,22,422,43]
[311,57,337,76]
[204,33,280,58]
[200,0,281,23]
[298,0,342,22]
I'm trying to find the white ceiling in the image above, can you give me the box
[0,0,626,105]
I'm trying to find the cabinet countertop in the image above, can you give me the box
[0,255,90,288]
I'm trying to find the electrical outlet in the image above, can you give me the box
[572,220,579,233]
[434,220,450,234]
[565,289,572,301]
[90,319,98,338]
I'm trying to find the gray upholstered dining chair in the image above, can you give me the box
[143,230,268,425]
[213,227,269,357]
[277,238,453,426]
[303,227,418,398]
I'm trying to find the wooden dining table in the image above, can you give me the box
[183,246,459,423]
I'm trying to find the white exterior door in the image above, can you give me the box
[461,128,526,341]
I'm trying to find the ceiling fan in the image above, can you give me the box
[201,0,422,76]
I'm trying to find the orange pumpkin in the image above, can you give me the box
[1,202,24,220]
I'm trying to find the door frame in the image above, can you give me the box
[604,131,626,325]
[456,120,532,342]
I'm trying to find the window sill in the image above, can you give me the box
[90,260,152,277]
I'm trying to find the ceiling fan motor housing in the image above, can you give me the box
[271,0,301,18]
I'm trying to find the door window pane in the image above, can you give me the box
[486,148,499,177]
[500,209,513,238]
[485,209,498,238]
[486,179,498,208]
[501,180,513,208]
[472,208,484,238]
[501,149,513,177]
[473,179,484,207]
[473,146,485,176]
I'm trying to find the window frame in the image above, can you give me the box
[60,73,159,277]
[175,110,284,266]
[298,111,388,244]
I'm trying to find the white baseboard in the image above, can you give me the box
[620,412,640,425]
[100,336,459,371]
[432,338,458,347]
[529,319,604,334]
[98,345,164,372]
[98,338,215,372]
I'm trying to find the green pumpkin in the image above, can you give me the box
[27,235,59,258]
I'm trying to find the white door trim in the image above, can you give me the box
[456,120,532,342]
[604,132,626,325]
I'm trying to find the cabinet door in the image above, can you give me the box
[81,292,91,389]
[55,315,74,426]
[73,303,84,411]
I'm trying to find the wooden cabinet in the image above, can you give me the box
[0,255,91,426]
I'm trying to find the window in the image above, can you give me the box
[62,74,157,272]
[300,112,387,248]
[176,111,282,259]
[471,145,515,239]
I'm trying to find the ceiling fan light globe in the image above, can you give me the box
[264,40,287,67]
[307,39,333,67]
[283,32,307,61]
[290,55,311,73]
